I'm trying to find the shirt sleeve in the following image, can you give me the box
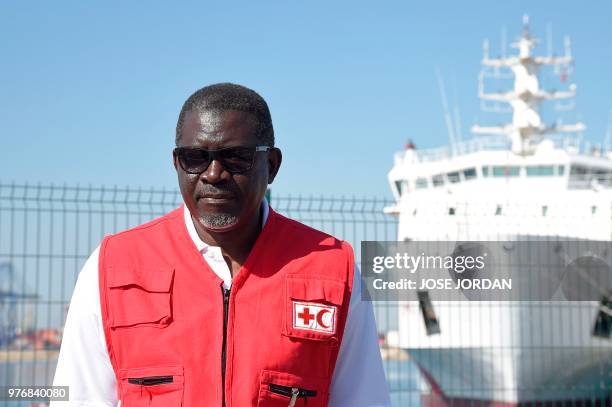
[329,262,392,407]
[50,245,119,407]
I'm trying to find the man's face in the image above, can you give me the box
[173,109,281,232]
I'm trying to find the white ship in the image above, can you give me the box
[385,16,612,405]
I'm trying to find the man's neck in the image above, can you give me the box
[192,205,263,272]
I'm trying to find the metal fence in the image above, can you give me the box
[0,182,610,406]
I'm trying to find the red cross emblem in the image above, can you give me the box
[293,301,337,334]
[298,308,316,325]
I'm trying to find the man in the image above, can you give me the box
[52,83,390,406]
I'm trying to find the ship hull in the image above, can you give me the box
[392,219,612,404]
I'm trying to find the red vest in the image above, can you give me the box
[98,205,354,407]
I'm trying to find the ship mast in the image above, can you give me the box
[471,15,585,155]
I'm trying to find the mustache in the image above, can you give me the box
[197,183,238,197]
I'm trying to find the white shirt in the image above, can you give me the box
[51,200,390,407]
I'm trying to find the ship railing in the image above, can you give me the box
[548,134,611,158]
[394,134,607,164]
[394,135,510,164]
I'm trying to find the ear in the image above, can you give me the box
[172,149,179,172]
[267,148,282,184]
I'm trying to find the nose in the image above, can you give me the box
[199,159,229,184]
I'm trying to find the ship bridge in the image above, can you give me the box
[389,134,612,201]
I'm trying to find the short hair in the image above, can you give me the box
[175,83,274,146]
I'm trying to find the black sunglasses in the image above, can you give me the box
[174,145,273,174]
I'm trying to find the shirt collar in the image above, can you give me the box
[183,198,270,253]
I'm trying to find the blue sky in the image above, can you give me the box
[1,0,611,198]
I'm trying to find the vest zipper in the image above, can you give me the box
[128,376,173,386]
[221,286,231,407]
[268,383,317,405]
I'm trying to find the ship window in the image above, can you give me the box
[394,181,402,195]
[570,165,588,174]
[447,172,460,183]
[448,207,456,215]
[394,180,408,196]
[482,166,490,177]
[492,166,520,177]
[594,169,612,185]
[570,165,588,180]
[415,178,428,189]
[593,292,611,339]
[542,206,548,216]
[526,166,554,176]
[463,168,477,181]
[432,174,444,187]
[558,165,565,176]
[495,205,502,215]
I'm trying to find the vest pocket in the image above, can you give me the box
[283,275,346,343]
[119,365,184,407]
[257,370,327,407]
[107,267,174,329]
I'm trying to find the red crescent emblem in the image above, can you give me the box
[317,309,331,328]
